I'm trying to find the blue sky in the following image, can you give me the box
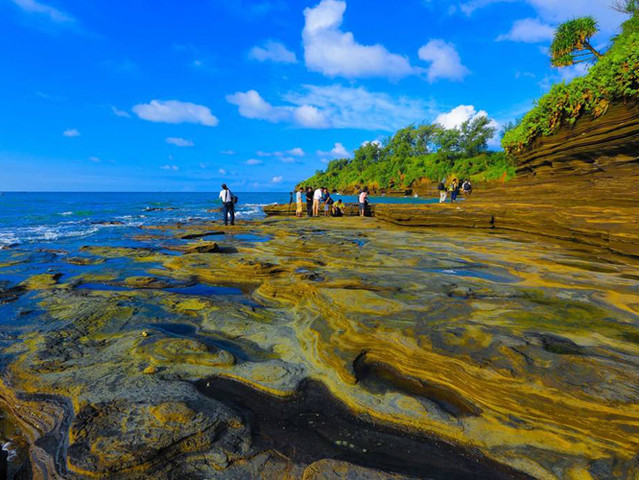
[0,0,627,192]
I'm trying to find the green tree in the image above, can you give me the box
[459,115,496,157]
[433,125,462,165]
[550,17,602,67]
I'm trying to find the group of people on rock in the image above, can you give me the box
[295,186,345,217]
[293,186,370,217]
[437,178,472,204]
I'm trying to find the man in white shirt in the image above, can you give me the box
[219,183,235,226]
[313,187,323,217]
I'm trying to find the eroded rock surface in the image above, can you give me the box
[0,218,638,479]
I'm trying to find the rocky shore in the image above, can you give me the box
[0,212,638,479]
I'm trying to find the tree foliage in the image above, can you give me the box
[503,12,639,155]
[550,17,602,67]
[298,119,511,192]
[612,0,638,14]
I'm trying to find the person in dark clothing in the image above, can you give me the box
[450,179,460,203]
[219,183,235,226]
[305,187,314,217]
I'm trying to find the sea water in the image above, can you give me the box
[0,192,436,249]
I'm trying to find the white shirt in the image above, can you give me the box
[296,191,302,202]
[313,188,323,200]
[219,189,232,203]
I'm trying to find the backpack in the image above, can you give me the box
[437,182,445,191]
[231,195,238,205]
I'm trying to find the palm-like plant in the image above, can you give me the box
[612,0,638,14]
[550,17,602,67]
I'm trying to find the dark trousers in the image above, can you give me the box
[306,201,313,217]
[223,202,235,225]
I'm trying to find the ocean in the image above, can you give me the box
[0,192,436,249]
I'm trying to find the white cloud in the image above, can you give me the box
[226,90,290,122]
[318,142,351,158]
[288,147,305,157]
[272,176,284,183]
[133,100,218,126]
[435,105,482,129]
[287,84,434,131]
[226,90,330,128]
[256,148,306,163]
[228,84,434,131]
[294,104,331,128]
[10,0,74,23]
[88,156,100,163]
[220,150,236,155]
[63,128,80,137]
[112,106,130,118]
[497,18,554,42]
[245,159,264,165]
[435,105,500,147]
[302,0,414,79]
[160,164,179,171]
[249,40,297,63]
[418,40,469,82]
[219,168,227,174]
[165,137,194,147]
[361,139,382,147]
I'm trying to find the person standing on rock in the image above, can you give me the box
[313,186,323,217]
[219,183,235,226]
[296,187,304,217]
[438,178,447,203]
[306,187,313,217]
[359,187,369,216]
[323,188,334,216]
[450,179,460,203]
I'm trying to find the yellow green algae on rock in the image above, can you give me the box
[1,217,638,479]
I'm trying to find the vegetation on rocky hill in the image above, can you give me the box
[300,119,514,192]
[503,11,639,155]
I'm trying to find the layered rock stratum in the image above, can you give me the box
[1,211,639,479]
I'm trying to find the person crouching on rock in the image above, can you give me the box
[219,183,235,226]
[332,199,344,217]
[462,179,472,198]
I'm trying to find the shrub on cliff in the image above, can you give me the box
[502,13,639,155]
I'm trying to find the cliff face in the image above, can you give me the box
[515,102,639,177]
[364,99,639,258]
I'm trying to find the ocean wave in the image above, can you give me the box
[60,211,73,216]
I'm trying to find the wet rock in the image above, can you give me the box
[90,220,124,225]
[538,333,584,355]
[181,231,225,240]
[20,273,62,290]
[183,242,220,254]
[65,256,106,266]
[303,459,416,479]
